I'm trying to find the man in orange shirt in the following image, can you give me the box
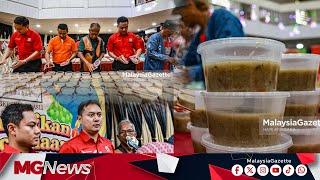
[0,16,43,72]
[107,16,142,71]
[59,100,114,153]
[0,103,40,153]
[45,24,77,71]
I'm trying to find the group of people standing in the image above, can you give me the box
[0,15,179,73]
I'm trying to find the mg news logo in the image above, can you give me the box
[14,161,91,175]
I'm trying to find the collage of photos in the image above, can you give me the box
[1,0,320,156]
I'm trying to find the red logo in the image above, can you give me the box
[14,161,43,174]
[272,167,280,173]
[14,161,91,175]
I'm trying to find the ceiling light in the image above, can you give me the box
[278,22,285,30]
[36,24,41,28]
[296,43,304,49]
[113,23,117,26]
[108,29,112,32]
[75,24,79,27]
[152,22,157,26]
[49,30,53,33]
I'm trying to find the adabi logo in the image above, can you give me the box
[14,161,91,175]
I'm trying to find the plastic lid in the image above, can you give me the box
[187,122,208,131]
[288,90,320,96]
[201,133,293,153]
[61,87,75,95]
[76,87,92,95]
[195,91,205,109]
[282,53,320,61]
[204,92,290,98]
[281,53,320,69]
[197,37,286,56]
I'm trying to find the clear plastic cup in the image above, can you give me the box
[178,90,195,110]
[201,133,293,153]
[278,54,320,91]
[187,122,208,153]
[204,91,290,147]
[284,91,320,118]
[197,37,285,92]
[282,128,320,153]
[173,110,190,133]
[190,91,207,128]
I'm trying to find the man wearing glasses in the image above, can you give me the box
[115,119,139,153]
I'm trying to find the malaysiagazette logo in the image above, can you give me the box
[14,161,91,175]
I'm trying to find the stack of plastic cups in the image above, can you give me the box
[174,89,195,133]
[187,91,208,153]
[277,54,320,153]
[197,37,292,153]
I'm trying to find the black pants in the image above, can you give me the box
[13,59,41,73]
[112,60,136,71]
[53,62,72,72]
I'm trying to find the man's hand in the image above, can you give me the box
[44,61,55,70]
[85,62,95,72]
[12,60,28,69]
[166,57,177,65]
[0,58,7,66]
[129,55,139,64]
[180,68,192,84]
[60,59,70,67]
[116,55,129,64]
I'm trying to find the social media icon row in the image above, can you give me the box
[231,164,307,177]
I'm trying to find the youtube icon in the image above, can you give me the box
[272,167,280,173]
[270,165,282,176]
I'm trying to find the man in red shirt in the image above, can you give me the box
[0,103,40,153]
[59,100,114,153]
[107,16,142,71]
[0,16,43,72]
[136,34,145,54]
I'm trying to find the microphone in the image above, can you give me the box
[126,136,139,150]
